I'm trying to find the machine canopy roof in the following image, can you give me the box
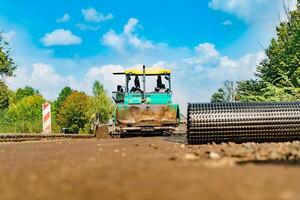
[113,67,171,75]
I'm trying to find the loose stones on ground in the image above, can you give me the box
[180,141,300,166]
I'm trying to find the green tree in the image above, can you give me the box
[92,80,104,96]
[52,86,73,132]
[237,1,300,101]
[257,3,300,87]
[90,91,113,124]
[211,88,226,103]
[90,80,113,124]
[57,91,92,133]
[236,80,266,101]
[14,86,39,102]
[7,94,45,133]
[211,81,237,103]
[0,81,11,110]
[54,86,73,109]
[0,33,17,79]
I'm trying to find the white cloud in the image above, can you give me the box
[0,30,16,42]
[56,13,70,23]
[40,29,82,46]
[184,43,221,70]
[209,0,255,21]
[7,63,75,99]
[208,0,297,61]
[123,18,139,35]
[82,7,113,22]
[7,63,125,100]
[195,43,220,59]
[155,43,265,106]
[85,64,125,91]
[128,34,153,49]
[223,20,232,26]
[102,18,153,52]
[123,18,153,49]
[183,42,266,81]
[209,0,297,22]
[102,30,125,51]
[204,52,265,81]
[76,23,100,31]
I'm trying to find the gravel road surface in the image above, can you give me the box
[1,137,300,200]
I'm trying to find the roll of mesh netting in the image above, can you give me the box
[187,102,300,144]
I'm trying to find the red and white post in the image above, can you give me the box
[42,102,51,134]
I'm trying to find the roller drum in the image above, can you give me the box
[187,102,300,144]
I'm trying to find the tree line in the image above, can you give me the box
[0,33,113,133]
[211,1,300,103]
[0,82,113,134]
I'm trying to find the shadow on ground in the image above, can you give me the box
[238,159,300,166]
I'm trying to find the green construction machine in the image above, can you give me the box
[111,65,180,136]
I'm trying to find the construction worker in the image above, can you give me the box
[130,76,142,92]
[155,75,166,92]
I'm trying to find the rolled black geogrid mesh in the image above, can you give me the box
[187,102,300,144]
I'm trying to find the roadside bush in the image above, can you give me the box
[12,86,40,102]
[0,110,14,132]
[57,91,92,133]
[0,81,11,110]
[7,94,45,133]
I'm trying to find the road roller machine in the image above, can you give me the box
[111,65,180,136]
[187,102,300,144]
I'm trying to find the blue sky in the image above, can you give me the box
[0,0,297,107]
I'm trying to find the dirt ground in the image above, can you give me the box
[1,137,300,200]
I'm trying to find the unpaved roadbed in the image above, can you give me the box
[0,133,95,142]
[0,137,300,200]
